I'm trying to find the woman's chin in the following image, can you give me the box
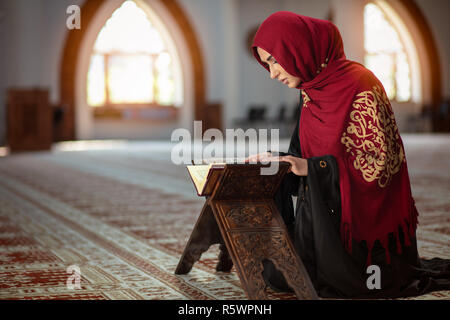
[289,81,302,88]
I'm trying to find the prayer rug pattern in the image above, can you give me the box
[0,135,448,300]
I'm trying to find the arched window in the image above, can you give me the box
[87,0,178,109]
[364,2,413,102]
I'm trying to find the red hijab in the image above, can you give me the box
[252,12,418,265]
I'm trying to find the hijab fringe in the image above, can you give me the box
[341,202,418,267]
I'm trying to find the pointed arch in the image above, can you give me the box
[59,0,206,141]
[373,0,442,108]
[397,0,442,108]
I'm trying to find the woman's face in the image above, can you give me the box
[256,47,302,88]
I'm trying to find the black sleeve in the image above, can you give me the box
[306,155,341,224]
[274,172,297,230]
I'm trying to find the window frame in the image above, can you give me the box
[363,2,413,103]
[86,0,179,119]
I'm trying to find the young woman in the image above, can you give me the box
[251,11,450,298]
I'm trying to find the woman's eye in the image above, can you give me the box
[273,60,278,65]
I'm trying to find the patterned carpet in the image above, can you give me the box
[0,135,448,300]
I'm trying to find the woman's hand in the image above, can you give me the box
[246,153,308,176]
[264,155,308,176]
[279,155,308,176]
[245,152,272,163]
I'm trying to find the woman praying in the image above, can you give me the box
[250,11,450,298]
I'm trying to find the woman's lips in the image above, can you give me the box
[282,78,288,84]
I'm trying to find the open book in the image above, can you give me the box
[187,163,226,196]
[187,157,249,196]
[187,157,286,196]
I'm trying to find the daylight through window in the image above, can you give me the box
[364,3,412,102]
[87,0,176,107]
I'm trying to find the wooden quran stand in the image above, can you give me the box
[175,163,318,300]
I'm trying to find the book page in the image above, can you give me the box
[187,165,211,194]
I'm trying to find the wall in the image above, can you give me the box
[415,0,450,98]
[0,0,449,145]
[0,0,84,145]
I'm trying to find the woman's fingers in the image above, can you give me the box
[245,154,297,173]
[260,155,281,163]
[278,155,292,163]
[246,152,271,163]
[245,154,260,162]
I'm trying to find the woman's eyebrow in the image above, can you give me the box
[265,55,274,62]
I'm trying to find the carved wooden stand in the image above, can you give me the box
[175,163,318,300]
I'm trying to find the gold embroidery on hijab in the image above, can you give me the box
[302,90,311,108]
[341,85,405,188]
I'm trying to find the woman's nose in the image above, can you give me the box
[270,67,278,79]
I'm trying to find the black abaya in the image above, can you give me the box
[263,98,450,299]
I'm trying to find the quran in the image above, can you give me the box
[187,163,226,196]
[177,161,318,299]
[187,158,249,196]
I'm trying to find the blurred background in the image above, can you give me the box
[0,0,449,300]
[0,0,449,152]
